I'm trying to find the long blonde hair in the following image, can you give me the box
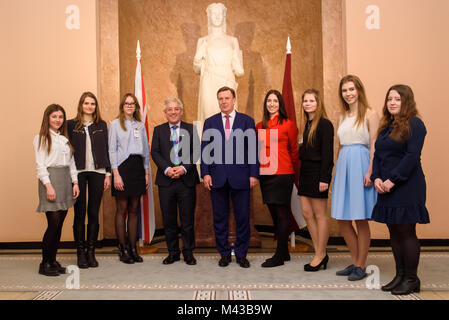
[339,75,371,129]
[117,93,142,131]
[301,89,328,146]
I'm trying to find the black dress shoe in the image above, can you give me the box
[163,255,180,265]
[391,276,420,295]
[218,255,232,267]
[236,257,250,268]
[261,254,284,268]
[50,261,66,274]
[304,254,329,272]
[381,274,404,292]
[38,263,60,276]
[184,254,197,265]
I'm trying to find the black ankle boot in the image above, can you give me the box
[86,224,99,267]
[118,244,134,264]
[73,225,89,268]
[87,242,99,268]
[129,244,143,263]
[391,275,420,295]
[381,274,404,291]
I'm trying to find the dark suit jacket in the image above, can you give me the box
[200,111,259,189]
[151,121,200,187]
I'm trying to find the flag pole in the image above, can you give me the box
[135,40,158,254]
[281,36,309,253]
[287,36,296,250]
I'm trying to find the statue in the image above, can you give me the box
[193,3,244,125]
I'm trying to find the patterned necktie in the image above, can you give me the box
[225,115,230,140]
[171,125,180,165]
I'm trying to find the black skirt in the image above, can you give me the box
[259,174,294,205]
[298,160,329,199]
[112,155,146,197]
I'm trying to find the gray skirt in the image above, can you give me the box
[37,167,76,212]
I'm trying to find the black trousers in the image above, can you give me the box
[73,171,105,239]
[158,180,196,257]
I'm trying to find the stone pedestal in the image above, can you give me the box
[194,184,261,248]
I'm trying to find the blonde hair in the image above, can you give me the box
[339,75,371,129]
[301,89,328,146]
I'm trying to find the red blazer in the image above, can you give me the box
[256,115,299,175]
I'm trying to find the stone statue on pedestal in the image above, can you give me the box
[193,2,244,125]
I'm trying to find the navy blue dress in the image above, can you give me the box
[370,117,429,224]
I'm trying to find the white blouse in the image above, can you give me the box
[33,129,78,185]
[337,114,370,147]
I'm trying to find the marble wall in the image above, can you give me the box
[114,0,325,232]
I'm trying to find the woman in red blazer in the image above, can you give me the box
[256,89,299,267]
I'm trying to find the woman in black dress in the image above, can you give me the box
[298,89,334,271]
[371,84,429,295]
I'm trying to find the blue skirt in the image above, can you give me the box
[331,144,377,220]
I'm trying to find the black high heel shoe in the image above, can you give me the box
[304,254,329,272]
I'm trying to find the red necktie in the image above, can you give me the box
[225,115,230,140]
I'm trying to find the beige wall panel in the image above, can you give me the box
[322,0,345,236]
[0,0,98,241]
[98,0,120,239]
[117,0,324,229]
[345,0,449,238]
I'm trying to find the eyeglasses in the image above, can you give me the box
[124,102,136,107]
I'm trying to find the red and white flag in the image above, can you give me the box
[282,37,306,230]
[135,40,156,244]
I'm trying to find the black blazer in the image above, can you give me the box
[151,121,200,187]
[299,118,334,184]
[67,119,111,172]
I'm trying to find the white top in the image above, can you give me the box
[337,114,370,147]
[77,121,107,175]
[33,130,78,185]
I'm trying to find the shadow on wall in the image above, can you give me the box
[170,23,201,124]
[234,21,268,120]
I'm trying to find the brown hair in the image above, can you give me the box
[261,89,288,129]
[378,84,419,143]
[216,86,236,98]
[72,92,103,130]
[38,104,72,154]
[301,89,328,146]
[339,75,371,129]
[117,93,142,131]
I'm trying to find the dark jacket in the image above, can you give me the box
[200,111,260,189]
[67,119,111,172]
[151,121,200,187]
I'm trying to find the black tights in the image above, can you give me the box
[115,196,140,246]
[42,210,67,263]
[267,204,290,255]
[387,223,420,276]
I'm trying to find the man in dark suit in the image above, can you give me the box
[201,86,259,268]
[151,98,200,265]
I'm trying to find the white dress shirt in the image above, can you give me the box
[33,129,78,185]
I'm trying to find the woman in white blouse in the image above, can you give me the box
[33,104,80,276]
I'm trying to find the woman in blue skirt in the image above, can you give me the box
[331,75,379,281]
[371,85,429,295]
